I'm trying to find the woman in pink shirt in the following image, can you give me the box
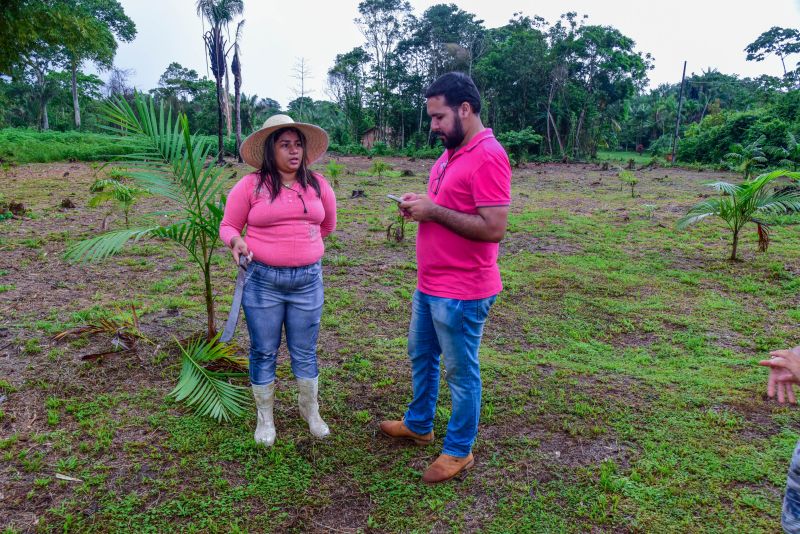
[219,114,336,447]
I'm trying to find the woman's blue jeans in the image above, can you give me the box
[241,260,323,385]
[403,289,496,458]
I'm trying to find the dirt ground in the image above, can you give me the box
[1,156,798,532]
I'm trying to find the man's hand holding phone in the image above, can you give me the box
[388,193,419,218]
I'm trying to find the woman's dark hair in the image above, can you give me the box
[256,127,321,201]
[424,72,481,114]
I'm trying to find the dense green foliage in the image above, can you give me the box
[620,71,800,166]
[0,128,239,164]
[0,2,798,165]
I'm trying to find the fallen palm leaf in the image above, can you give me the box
[169,335,250,423]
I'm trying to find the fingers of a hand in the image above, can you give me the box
[759,359,779,367]
[788,383,797,404]
[770,349,793,358]
[769,357,790,369]
[778,381,786,403]
[768,372,777,398]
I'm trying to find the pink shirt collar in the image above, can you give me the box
[446,128,495,159]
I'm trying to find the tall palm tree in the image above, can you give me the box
[230,20,245,163]
[196,0,244,165]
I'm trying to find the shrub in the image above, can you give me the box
[496,127,543,165]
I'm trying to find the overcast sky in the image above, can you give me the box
[105,0,800,108]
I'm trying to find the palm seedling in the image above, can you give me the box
[370,159,391,179]
[325,159,346,187]
[65,93,249,422]
[88,173,145,228]
[386,213,406,242]
[618,170,638,198]
[677,170,800,260]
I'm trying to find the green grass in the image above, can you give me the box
[596,150,654,165]
[2,160,800,532]
[0,128,241,164]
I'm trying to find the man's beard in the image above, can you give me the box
[433,114,465,149]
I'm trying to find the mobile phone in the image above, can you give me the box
[386,194,403,203]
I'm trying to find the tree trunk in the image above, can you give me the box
[40,95,49,130]
[71,61,81,129]
[574,108,585,158]
[548,111,564,156]
[730,229,740,261]
[204,264,216,341]
[235,86,242,163]
[545,85,555,155]
[233,55,242,163]
[216,76,224,165]
[223,71,232,136]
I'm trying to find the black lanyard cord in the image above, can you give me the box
[282,182,308,214]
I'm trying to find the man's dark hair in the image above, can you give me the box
[424,72,481,114]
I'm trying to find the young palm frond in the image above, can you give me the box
[677,169,800,260]
[169,336,250,423]
[724,135,769,179]
[66,93,248,422]
[67,93,229,341]
[65,227,161,262]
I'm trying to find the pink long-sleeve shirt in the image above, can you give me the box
[219,172,337,267]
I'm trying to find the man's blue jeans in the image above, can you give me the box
[241,260,323,385]
[403,289,496,458]
[783,440,800,532]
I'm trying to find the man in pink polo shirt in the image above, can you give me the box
[379,72,512,483]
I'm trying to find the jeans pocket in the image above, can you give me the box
[463,296,495,340]
[305,262,323,287]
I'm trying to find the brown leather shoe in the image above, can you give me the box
[421,453,475,483]
[379,420,434,445]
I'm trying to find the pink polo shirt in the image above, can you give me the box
[417,129,511,300]
[219,173,337,267]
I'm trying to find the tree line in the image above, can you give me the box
[1,0,798,165]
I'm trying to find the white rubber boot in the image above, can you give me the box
[297,377,330,438]
[252,382,276,446]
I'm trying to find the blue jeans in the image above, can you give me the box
[241,260,323,385]
[403,289,496,458]
[784,440,800,533]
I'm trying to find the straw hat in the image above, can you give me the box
[239,114,329,169]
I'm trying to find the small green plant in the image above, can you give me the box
[642,204,657,219]
[369,159,392,179]
[677,170,800,260]
[89,176,145,228]
[386,213,406,242]
[325,159,346,187]
[618,170,638,198]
